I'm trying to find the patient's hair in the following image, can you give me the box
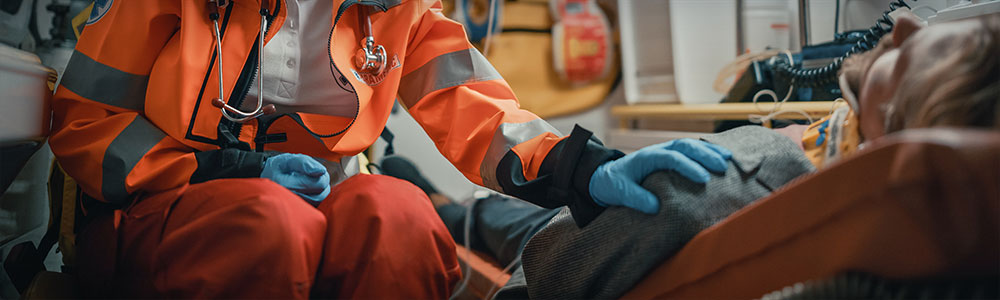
[839,13,1000,133]
[885,14,1000,132]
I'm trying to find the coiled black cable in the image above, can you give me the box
[773,0,914,88]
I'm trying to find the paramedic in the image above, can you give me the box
[48,0,732,298]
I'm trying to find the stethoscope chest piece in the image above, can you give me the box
[354,36,387,76]
[349,5,394,86]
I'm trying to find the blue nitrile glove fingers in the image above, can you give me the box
[266,171,331,202]
[643,149,711,183]
[293,182,330,203]
[666,138,731,174]
[590,162,661,214]
[702,141,734,159]
[589,139,732,215]
[283,154,328,176]
[261,153,331,204]
[589,149,705,214]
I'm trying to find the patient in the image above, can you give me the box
[385,13,999,299]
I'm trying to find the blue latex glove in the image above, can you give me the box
[261,153,331,204]
[589,139,732,214]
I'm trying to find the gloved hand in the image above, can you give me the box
[261,153,331,204]
[589,139,732,214]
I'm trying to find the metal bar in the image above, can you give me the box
[610,101,837,121]
[736,0,744,55]
[798,0,810,48]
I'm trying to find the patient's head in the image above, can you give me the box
[840,13,1000,140]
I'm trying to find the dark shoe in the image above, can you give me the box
[380,155,439,196]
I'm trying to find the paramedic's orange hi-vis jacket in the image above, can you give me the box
[49,0,621,226]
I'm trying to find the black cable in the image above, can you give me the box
[774,0,913,87]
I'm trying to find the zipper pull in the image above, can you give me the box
[207,0,228,20]
[260,0,270,16]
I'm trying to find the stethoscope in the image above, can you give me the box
[207,0,388,123]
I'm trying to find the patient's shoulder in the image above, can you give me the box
[700,125,816,179]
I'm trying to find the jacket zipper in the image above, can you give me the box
[304,0,390,138]
[221,0,282,146]
[235,0,391,145]
[305,0,362,138]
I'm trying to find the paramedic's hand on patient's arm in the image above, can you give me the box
[261,153,331,204]
[589,139,732,214]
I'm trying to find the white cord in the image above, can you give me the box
[482,254,521,299]
[449,202,475,300]
[748,51,816,125]
[829,98,847,114]
[448,194,520,300]
[481,0,499,56]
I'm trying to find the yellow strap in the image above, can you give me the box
[802,114,832,168]
[71,2,93,39]
[357,153,371,175]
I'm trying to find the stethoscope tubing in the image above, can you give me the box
[214,12,269,123]
[209,1,384,123]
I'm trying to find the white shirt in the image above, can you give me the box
[244,0,356,118]
[244,0,360,184]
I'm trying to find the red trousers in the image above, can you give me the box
[76,175,461,299]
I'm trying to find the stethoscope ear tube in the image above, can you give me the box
[209,0,274,123]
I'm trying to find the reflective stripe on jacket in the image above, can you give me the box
[50,0,621,226]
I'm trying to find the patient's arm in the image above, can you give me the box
[773,124,809,151]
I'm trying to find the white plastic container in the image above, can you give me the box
[618,0,679,104]
[744,0,793,52]
[669,0,737,104]
[0,44,54,143]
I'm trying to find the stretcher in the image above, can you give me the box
[458,128,1000,299]
[9,127,998,298]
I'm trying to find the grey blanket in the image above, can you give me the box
[494,126,816,299]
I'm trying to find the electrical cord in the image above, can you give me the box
[482,0,499,56]
[749,51,816,125]
[773,0,914,88]
[454,0,499,290]
[483,254,521,299]
[447,192,523,300]
[448,203,476,300]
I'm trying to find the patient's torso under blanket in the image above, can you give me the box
[495,125,816,299]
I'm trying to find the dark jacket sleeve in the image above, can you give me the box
[190,148,274,184]
[496,125,625,227]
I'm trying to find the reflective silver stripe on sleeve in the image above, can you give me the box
[480,119,562,192]
[102,115,166,203]
[60,50,148,111]
[398,48,502,106]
